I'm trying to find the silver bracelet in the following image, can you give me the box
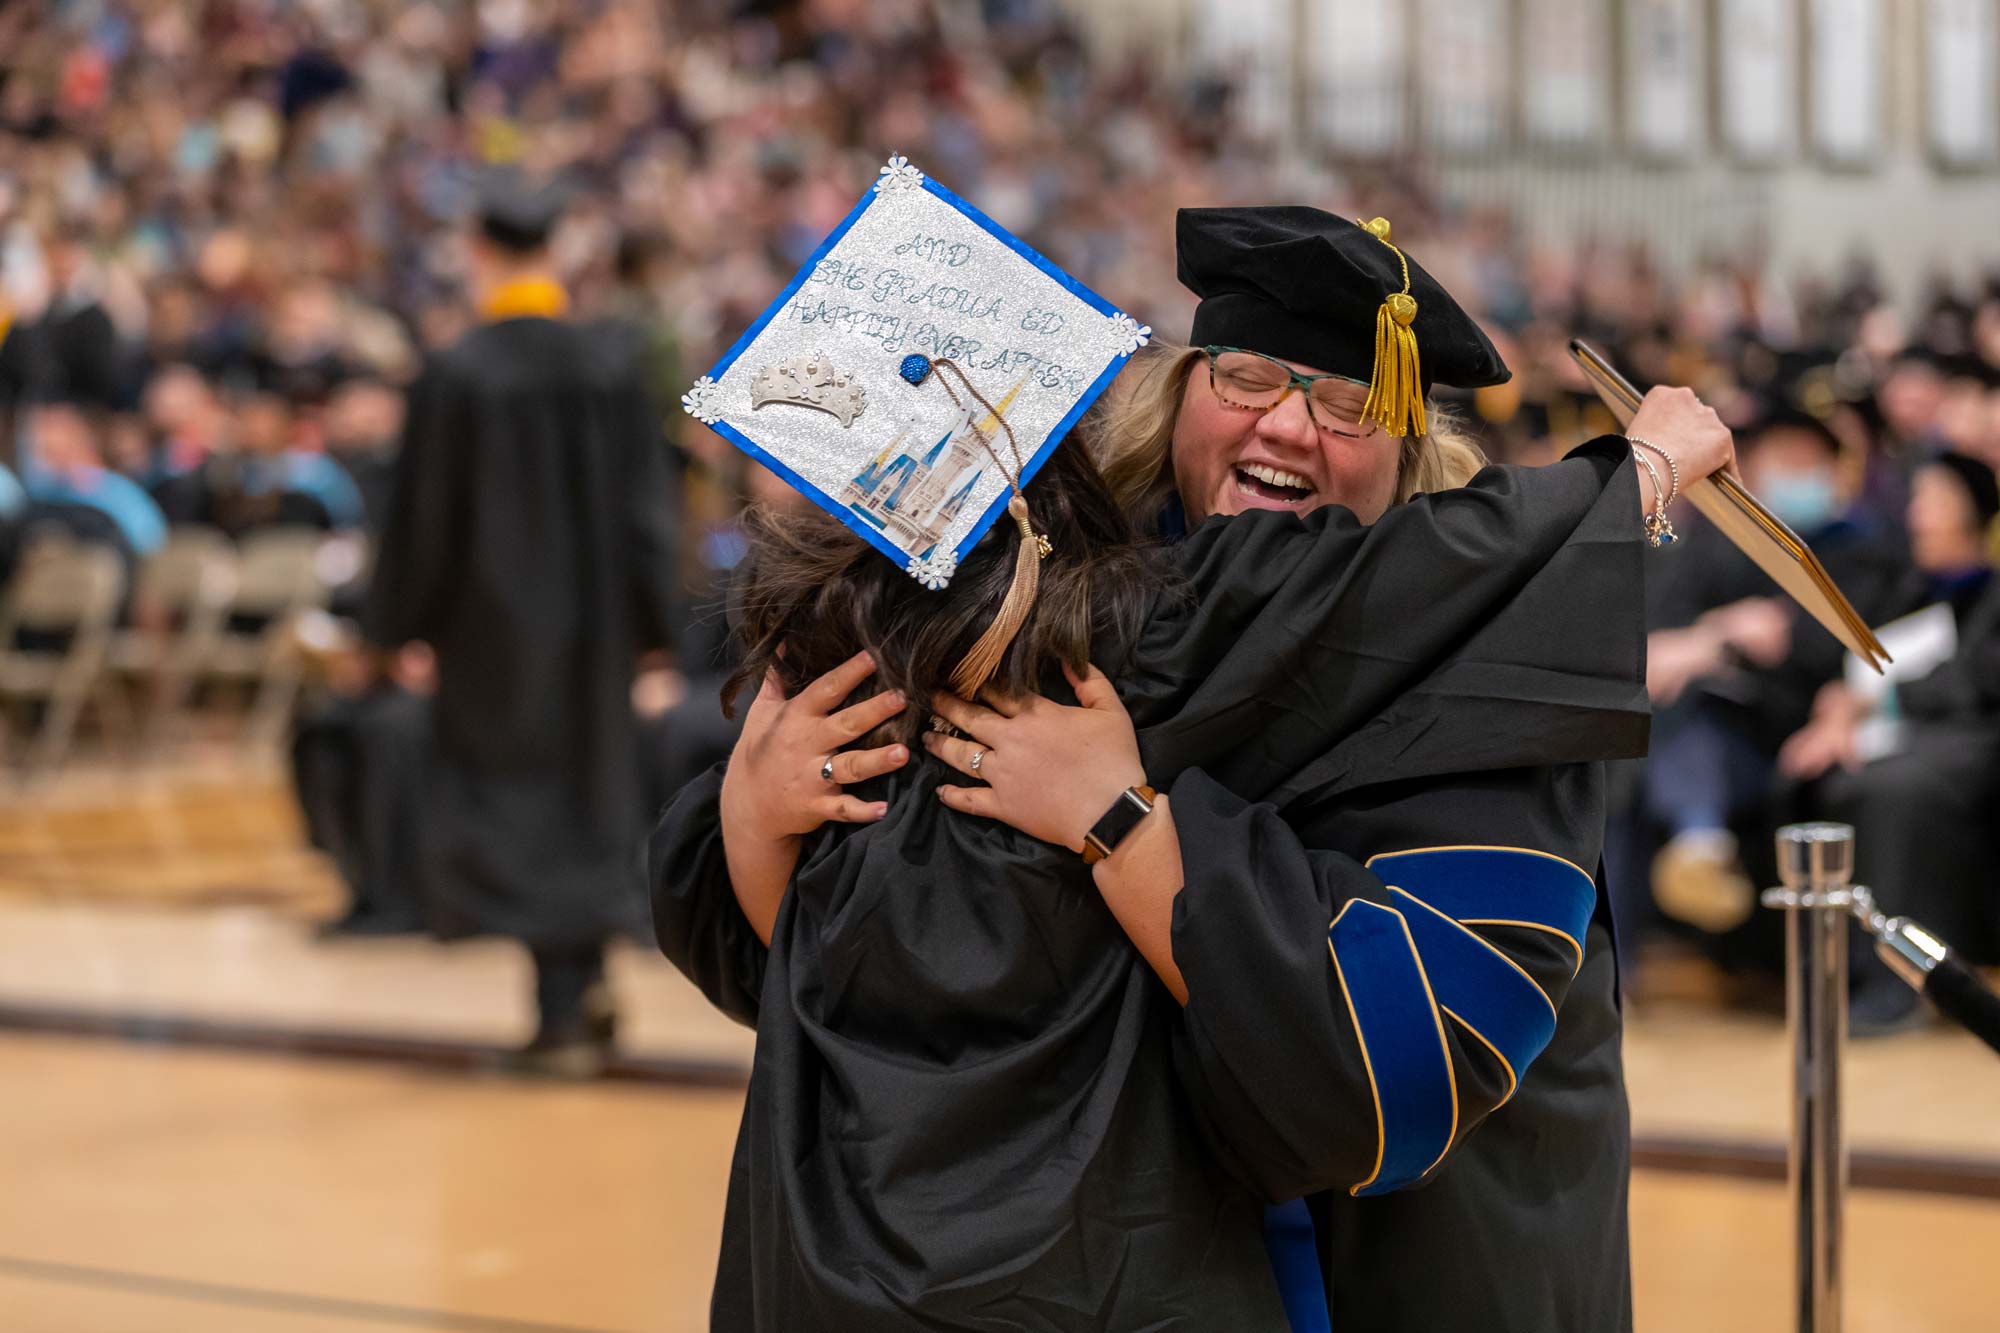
[1629,448,1678,548]
[1627,436,1680,510]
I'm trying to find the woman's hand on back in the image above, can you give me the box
[720,650,910,846]
[926,663,1146,852]
[1625,385,1737,507]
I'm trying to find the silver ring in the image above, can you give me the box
[969,748,985,773]
[821,757,836,783]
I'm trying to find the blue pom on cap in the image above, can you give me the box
[898,353,932,385]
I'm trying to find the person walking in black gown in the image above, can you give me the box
[364,175,680,1074]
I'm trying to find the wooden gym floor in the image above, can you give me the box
[2,760,1998,1330]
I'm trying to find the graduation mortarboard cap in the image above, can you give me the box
[476,169,570,253]
[681,155,1150,696]
[1178,206,1509,438]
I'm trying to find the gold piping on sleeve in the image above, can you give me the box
[1390,887,1563,1018]
[1365,843,1594,885]
[1327,901,1386,1195]
[1365,844,1594,977]
[1392,902,1462,1180]
[1440,1004,1520,1108]
[1329,896,1463,1194]
[1456,918,1584,977]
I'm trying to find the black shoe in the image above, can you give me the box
[502,1024,612,1080]
[503,985,618,1080]
[315,906,425,939]
[582,981,618,1048]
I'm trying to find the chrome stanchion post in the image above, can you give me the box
[1764,823,1854,1333]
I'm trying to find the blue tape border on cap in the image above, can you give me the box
[698,169,1135,577]
[919,174,1119,319]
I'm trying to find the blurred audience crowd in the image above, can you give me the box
[2,0,1998,1023]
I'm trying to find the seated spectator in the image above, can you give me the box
[141,364,232,505]
[322,376,403,535]
[258,397,368,534]
[199,388,367,537]
[0,458,23,585]
[6,402,160,646]
[1780,452,2000,1029]
[16,226,124,414]
[21,399,167,564]
[1612,407,1910,950]
[294,637,435,938]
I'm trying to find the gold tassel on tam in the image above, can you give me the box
[1355,217,1427,439]
[949,493,1043,698]
[918,359,1052,699]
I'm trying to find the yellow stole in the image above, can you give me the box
[480,277,570,322]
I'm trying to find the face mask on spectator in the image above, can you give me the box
[1763,468,1840,531]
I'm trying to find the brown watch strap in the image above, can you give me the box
[1082,785,1157,865]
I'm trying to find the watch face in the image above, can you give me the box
[1088,788,1151,861]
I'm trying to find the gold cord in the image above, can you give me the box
[924,359,1050,697]
[1354,217,1426,439]
[931,360,1030,489]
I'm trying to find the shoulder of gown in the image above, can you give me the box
[1128,435,1647,798]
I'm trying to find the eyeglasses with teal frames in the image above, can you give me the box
[1200,345,1372,434]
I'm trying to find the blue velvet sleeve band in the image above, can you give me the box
[1327,846,1597,1194]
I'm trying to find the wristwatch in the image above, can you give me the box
[1082,785,1158,865]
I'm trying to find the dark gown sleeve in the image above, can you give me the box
[361,360,470,648]
[1165,760,1608,1202]
[647,760,768,1027]
[1132,434,1646,801]
[1894,584,2000,722]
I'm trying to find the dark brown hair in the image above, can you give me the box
[723,435,1161,743]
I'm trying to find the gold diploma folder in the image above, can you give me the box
[1568,339,1890,673]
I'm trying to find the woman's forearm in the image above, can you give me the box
[718,775,802,946]
[1633,452,1662,516]
[722,832,798,947]
[1091,795,1189,1005]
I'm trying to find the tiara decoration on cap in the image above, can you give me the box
[750,351,868,427]
[681,154,1147,624]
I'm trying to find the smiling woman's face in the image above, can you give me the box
[1170,355,1403,526]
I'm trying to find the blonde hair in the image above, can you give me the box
[1088,340,1488,525]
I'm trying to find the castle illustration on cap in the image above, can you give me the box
[681,155,1150,593]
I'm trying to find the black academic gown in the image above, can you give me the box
[1818,569,2000,959]
[364,315,678,947]
[650,438,1648,1331]
[291,684,432,931]
[1646,510,1911,751]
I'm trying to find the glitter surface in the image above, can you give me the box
[694,166,1142,581]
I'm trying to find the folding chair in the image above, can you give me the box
[206,528,332,749]
[107,526,241,751]
[0,537,127,779]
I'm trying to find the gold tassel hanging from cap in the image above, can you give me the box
[921,360,1052,699]
[949,492,1045,698]
[1355,217,1426,439]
